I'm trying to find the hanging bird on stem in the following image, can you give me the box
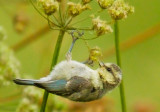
[13,30,122,102]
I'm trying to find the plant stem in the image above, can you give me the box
[114,20,127,112]
[40,30,65,112]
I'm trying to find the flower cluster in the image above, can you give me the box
[16,87,42,112]
[108,0,134,20]
[98,0,134,20]
[97,0,114,9]
[68,2,90,17]
[89,46,102,62]
[32,0,134,38]
[38,0,59,15]
[16,86,67,112]
[0,42,20,86]
[92,17,113,36]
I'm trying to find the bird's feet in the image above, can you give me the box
[67,30,84,53]
[66,52,72,61]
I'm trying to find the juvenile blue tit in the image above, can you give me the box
[13,59,122,102]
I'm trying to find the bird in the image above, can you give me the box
[13,59,122,102]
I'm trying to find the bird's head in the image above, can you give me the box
[97,61,122,86]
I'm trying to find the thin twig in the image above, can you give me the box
[67,27,93,31]
[65,17,73,28]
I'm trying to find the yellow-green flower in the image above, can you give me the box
[108,0,134,20]
[68,2,90,17]
[97,0,114,9]
[39,0,59,15]
[92,17,113,36]
[89,46,102,62]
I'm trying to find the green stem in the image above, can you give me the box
[114,20,127,112]
[30,0,59,27]
[40,30,65,112]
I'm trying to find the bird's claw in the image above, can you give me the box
[70,30,84,41]
[66,52,72,61]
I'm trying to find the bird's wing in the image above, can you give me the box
[66,76,93,92]
[34,76,93,94]
[34,80,67,92]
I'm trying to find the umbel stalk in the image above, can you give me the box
[40,30,65,112]
[114,20,127,112]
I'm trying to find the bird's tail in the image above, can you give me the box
[13,79,38,85]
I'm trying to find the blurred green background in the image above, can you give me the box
[0,0,160,112]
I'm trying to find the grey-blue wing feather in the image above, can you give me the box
[34,80,67,92]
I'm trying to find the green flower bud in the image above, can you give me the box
[108,0,134,20]
[97,0,114,9]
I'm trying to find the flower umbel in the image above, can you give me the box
[92,16,113,36]
[108,0,134,20]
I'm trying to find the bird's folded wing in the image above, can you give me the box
[34,76,93,94]
[34,80,67,92]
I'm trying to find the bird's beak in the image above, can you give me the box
[99,61,105,67]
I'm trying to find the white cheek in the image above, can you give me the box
[105,72,115,82]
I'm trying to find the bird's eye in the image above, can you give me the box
[106,68,112,72]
